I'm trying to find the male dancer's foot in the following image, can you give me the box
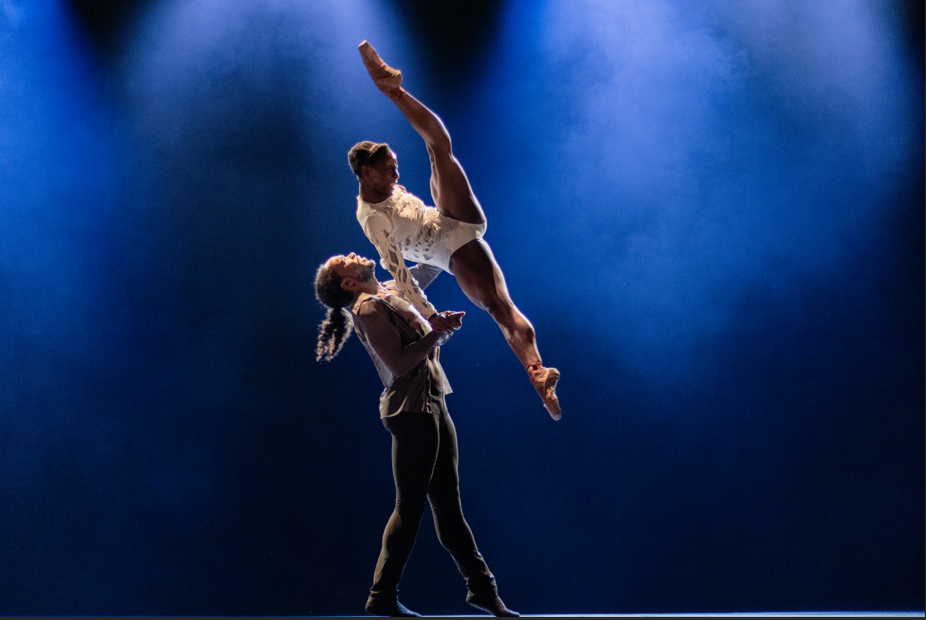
[527,362,561,420]
[359,40,404,96]
[365,598,421,617]
[466,591,520,617]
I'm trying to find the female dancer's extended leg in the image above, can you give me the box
[359,41,561,419]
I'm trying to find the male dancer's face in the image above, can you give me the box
[328,253,376,284]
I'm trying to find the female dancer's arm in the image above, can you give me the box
[383,264,441,298]
[407,263,442,290]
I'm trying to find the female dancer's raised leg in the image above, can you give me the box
[359,42,484,226]
[359,41,561,419]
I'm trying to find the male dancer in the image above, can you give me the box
[315,253,519,617]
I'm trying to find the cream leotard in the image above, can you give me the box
[357,185,486,317]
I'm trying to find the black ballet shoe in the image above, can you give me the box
[365,598,421,617]
[466,592,520,617]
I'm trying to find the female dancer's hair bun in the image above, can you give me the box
[348,141,391,177]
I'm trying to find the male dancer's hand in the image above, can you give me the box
[441,311,465,330]
[429,311,464,333]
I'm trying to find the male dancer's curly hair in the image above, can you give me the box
[314,262,355,362]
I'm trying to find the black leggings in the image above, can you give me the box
[368,407,496,603]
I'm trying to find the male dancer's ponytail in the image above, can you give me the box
[315,263,355,362]
[316,306,353,362]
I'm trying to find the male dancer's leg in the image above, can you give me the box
[427,406,520,616]
[425,406,496,595]
[369,413,438,606]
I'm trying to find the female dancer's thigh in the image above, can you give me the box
[449,239,515,312]
[428,145,487,227]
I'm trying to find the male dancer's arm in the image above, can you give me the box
[362,212,438,318]
[354,297,450,378]
[384,263,463,331]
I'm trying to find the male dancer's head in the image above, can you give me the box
[314,253,377,362]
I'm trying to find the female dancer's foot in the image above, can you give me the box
[359,41,404,95]
[527,362,561,420]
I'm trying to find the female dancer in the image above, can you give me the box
[350,41,561,419]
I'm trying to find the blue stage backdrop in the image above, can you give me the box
[1,0,923,615]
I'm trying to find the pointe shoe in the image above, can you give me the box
[365,598,421,617]
[359,40,404,92]
[466,592,520,617]
[527,362,561,420]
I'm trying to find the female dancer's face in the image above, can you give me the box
[363,150,399,197]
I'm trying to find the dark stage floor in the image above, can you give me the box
[326,612,923,618]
